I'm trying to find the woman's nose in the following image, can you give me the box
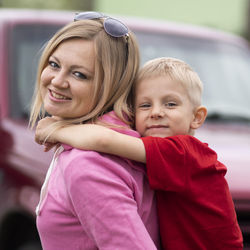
[51,71,69,89]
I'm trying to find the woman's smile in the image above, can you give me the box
[49,89,71,101]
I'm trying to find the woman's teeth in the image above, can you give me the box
[51,91,69,100]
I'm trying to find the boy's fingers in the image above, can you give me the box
[43,142,57,152]
[51,116,62,121]
[35,133,44,144]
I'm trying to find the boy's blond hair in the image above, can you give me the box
[29,19,140,129]
[136,57,203,107]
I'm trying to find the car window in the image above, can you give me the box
[135,31,250,121]
[8,24,63,119]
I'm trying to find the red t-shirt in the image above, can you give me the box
[142,135,243,250]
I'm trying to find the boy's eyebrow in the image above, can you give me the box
[137,93,183,100]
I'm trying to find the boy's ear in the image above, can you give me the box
[191,106,207,129]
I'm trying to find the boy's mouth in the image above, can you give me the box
[147,124,169,129]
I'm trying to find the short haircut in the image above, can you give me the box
[136,57,203,107]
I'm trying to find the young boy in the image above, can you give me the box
[36,57,243,249]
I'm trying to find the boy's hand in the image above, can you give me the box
[42,142,58,152]
[35,116,59,151]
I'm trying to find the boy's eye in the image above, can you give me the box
[139,103,151,109]
[165,102,177,107]
[73,71,87,80]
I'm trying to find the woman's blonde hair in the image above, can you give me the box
[136,57,203,107]
[29,18,140,129]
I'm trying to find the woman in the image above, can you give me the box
[29,12,160,250]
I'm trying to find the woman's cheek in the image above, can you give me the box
[40,67,50,86]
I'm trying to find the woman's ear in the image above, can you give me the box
[191,106,207,130]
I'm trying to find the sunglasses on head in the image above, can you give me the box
[74,11,129,39]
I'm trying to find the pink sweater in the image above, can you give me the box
[36,112,161,250]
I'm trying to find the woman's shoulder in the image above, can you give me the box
[58,147,144,179]
[57,148,145,192]
[59,146,107,168]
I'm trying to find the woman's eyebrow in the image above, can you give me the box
[70,64,94,75]
[49,55,58,61]
[49,55,94,75]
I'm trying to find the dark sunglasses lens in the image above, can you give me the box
[104,18,129,37]
[74,11,104,21]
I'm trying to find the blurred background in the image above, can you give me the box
[0,1,250,250]
[1,0,250,39]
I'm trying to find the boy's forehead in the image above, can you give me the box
[135,75,178,94]
[135,76,191,102]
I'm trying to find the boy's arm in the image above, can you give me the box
[35,117,146,163]
[56,124,146,163]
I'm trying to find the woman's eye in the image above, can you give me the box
[48,60,59,68]
[73,71,87,80]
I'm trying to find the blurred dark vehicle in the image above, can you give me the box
[0,9,249,249]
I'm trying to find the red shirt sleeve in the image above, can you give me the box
[141,135,226,193]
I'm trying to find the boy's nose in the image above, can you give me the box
[51,72,69,89]
[150,107,164,119]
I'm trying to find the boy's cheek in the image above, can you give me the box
[135,111,147,136]
[135,123,145,137]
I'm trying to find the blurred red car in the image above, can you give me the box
[0,9,249,249]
